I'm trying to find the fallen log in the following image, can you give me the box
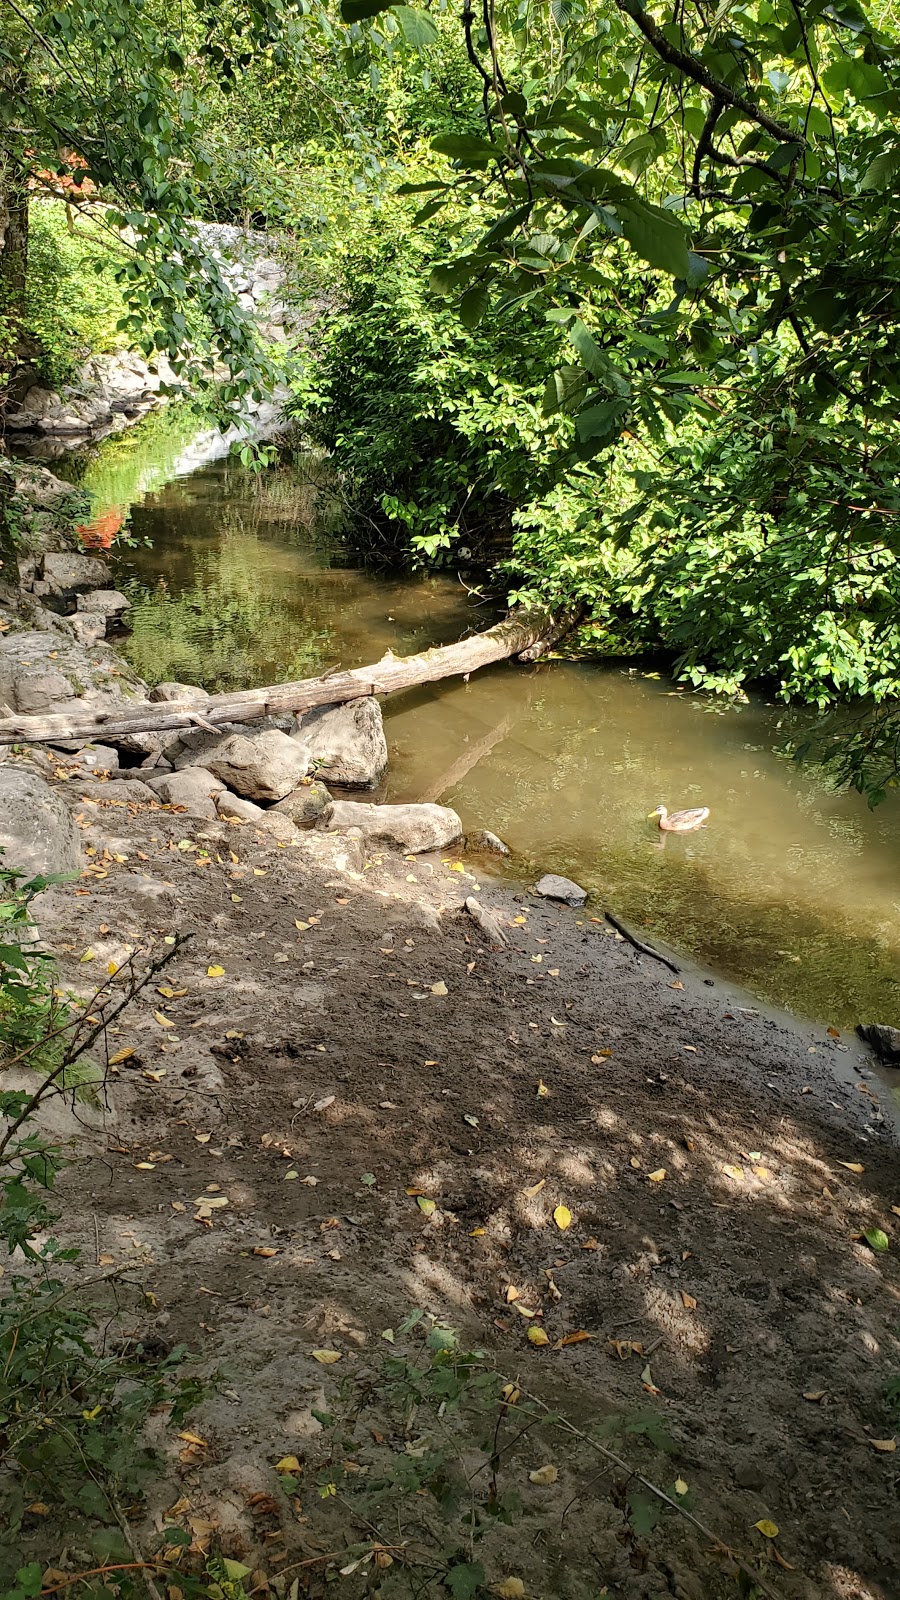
[0,607,578,747]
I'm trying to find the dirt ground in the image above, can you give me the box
[13,770,900,1600]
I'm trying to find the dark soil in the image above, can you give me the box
[16,779,900,1600]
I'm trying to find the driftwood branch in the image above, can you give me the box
[0,608,579,748]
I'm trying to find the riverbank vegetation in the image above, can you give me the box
[3,0,900,800]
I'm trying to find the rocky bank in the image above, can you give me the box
[0,475,898,1600]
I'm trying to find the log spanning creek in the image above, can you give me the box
[45,413,900,1055]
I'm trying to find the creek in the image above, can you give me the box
[50,415,900,1044]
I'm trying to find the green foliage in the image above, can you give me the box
[23,203,130,388]
[0,883,201,1577]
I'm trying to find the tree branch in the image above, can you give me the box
[614,0,801,145]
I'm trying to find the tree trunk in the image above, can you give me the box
[0,607,579,747]
[0,161,30,408]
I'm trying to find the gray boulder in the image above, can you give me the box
[145,766,226,819]
[857,1023,900,1064]
[73,744,119,776]
[215,791,264,823]
[75,589,130,616]
[11,666,76,715]
[68,614,106,646]
[272,780,332,826]
[67,778,157,804]
[202,729,311,801]
[42,552,111,593]
[0,769,82,876]
[322,800,462,854]
[297,699,388,788]
[534,873,587,908]
[149,681,210,704]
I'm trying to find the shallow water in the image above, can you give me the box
[62,428,900,1035]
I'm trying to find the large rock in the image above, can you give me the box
[215,791,264,823]
[201,730,311,801]
[75,589,130,616]
[42,552,111,593]
[534,873,587,908]
[145,766,226,819]
[322,800,462,854]
[297,699,388,788]
[0,631,149,722]
[11,666,76,715]
[272,781,331,826]
[67,778,157,804]
[0,768,82,876]
[149,681,210,705]
[857,1023,900,1064]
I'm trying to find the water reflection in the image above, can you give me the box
[101,442,900,1030]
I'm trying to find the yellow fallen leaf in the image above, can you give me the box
[134,1161,156,1170]
[772,1550,795,1572]
[417,1197,436,1215]
[492,1582,525,1600]
[108,1047,136,1065]
[591,1050,612,1063]
[751,1165,771,1182]
[253,1247,279,1258]
[674,1478,688,1496]
[253,868,268,876]
[143,1069,166,1082]
[312,1349,342,1364]
[450,862,466,873]
[629,1156,641,1169]
[511,915,527,925]
[431,980,448,996]
[527,1326,550,1346]
[107,961,118,975]
[755,1520,779,1539]
[470,1227,486,1236]
[178,1431,207,1447]
[501,1384,520,1404]
[80,948,95,963]
[536,1080,549,1097]
[25,1502,49,1515]
[648,1168,666,1183]
[870,1438,897,1452]
[528,1464,558,1485]
[722,1164,744,1182]
[512,1303,537,1319]
[294,919,310,931]
[553,1205,572,1231]
[559,1329,592,1346]
[275,1455,302,1474]
[892,1205,900,1218]
[154,1010,174,1028]
[523,1179,546,1199]
[206,965,225,978]
[680,1290,697,1310]
[506,1285,519,1302]
[802,1390,826,1402]
[838,1162,865,1174]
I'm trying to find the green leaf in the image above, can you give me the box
[392,6,439,48]
[445,1561,485,1600]
[627,1488,661,1536]
[431,133,499,164]
[618,199,691,279]
[860,147,900,191]
[575,400,626,445]
[479,203,532,251]
[863,1227,890,1252]
[459,283,489,327]
[568,320,631,396]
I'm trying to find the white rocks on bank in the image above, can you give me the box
[296,699,388,788]
[201,729,312,801]
[322,800,462,854]
[145,767,226,819]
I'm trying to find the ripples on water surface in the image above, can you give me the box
[63,426,900,1034]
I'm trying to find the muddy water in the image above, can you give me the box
[65,435,900,1039]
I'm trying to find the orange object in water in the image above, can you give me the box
[78,506,124,550]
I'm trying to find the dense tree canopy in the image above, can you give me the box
[2,0,900,793]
